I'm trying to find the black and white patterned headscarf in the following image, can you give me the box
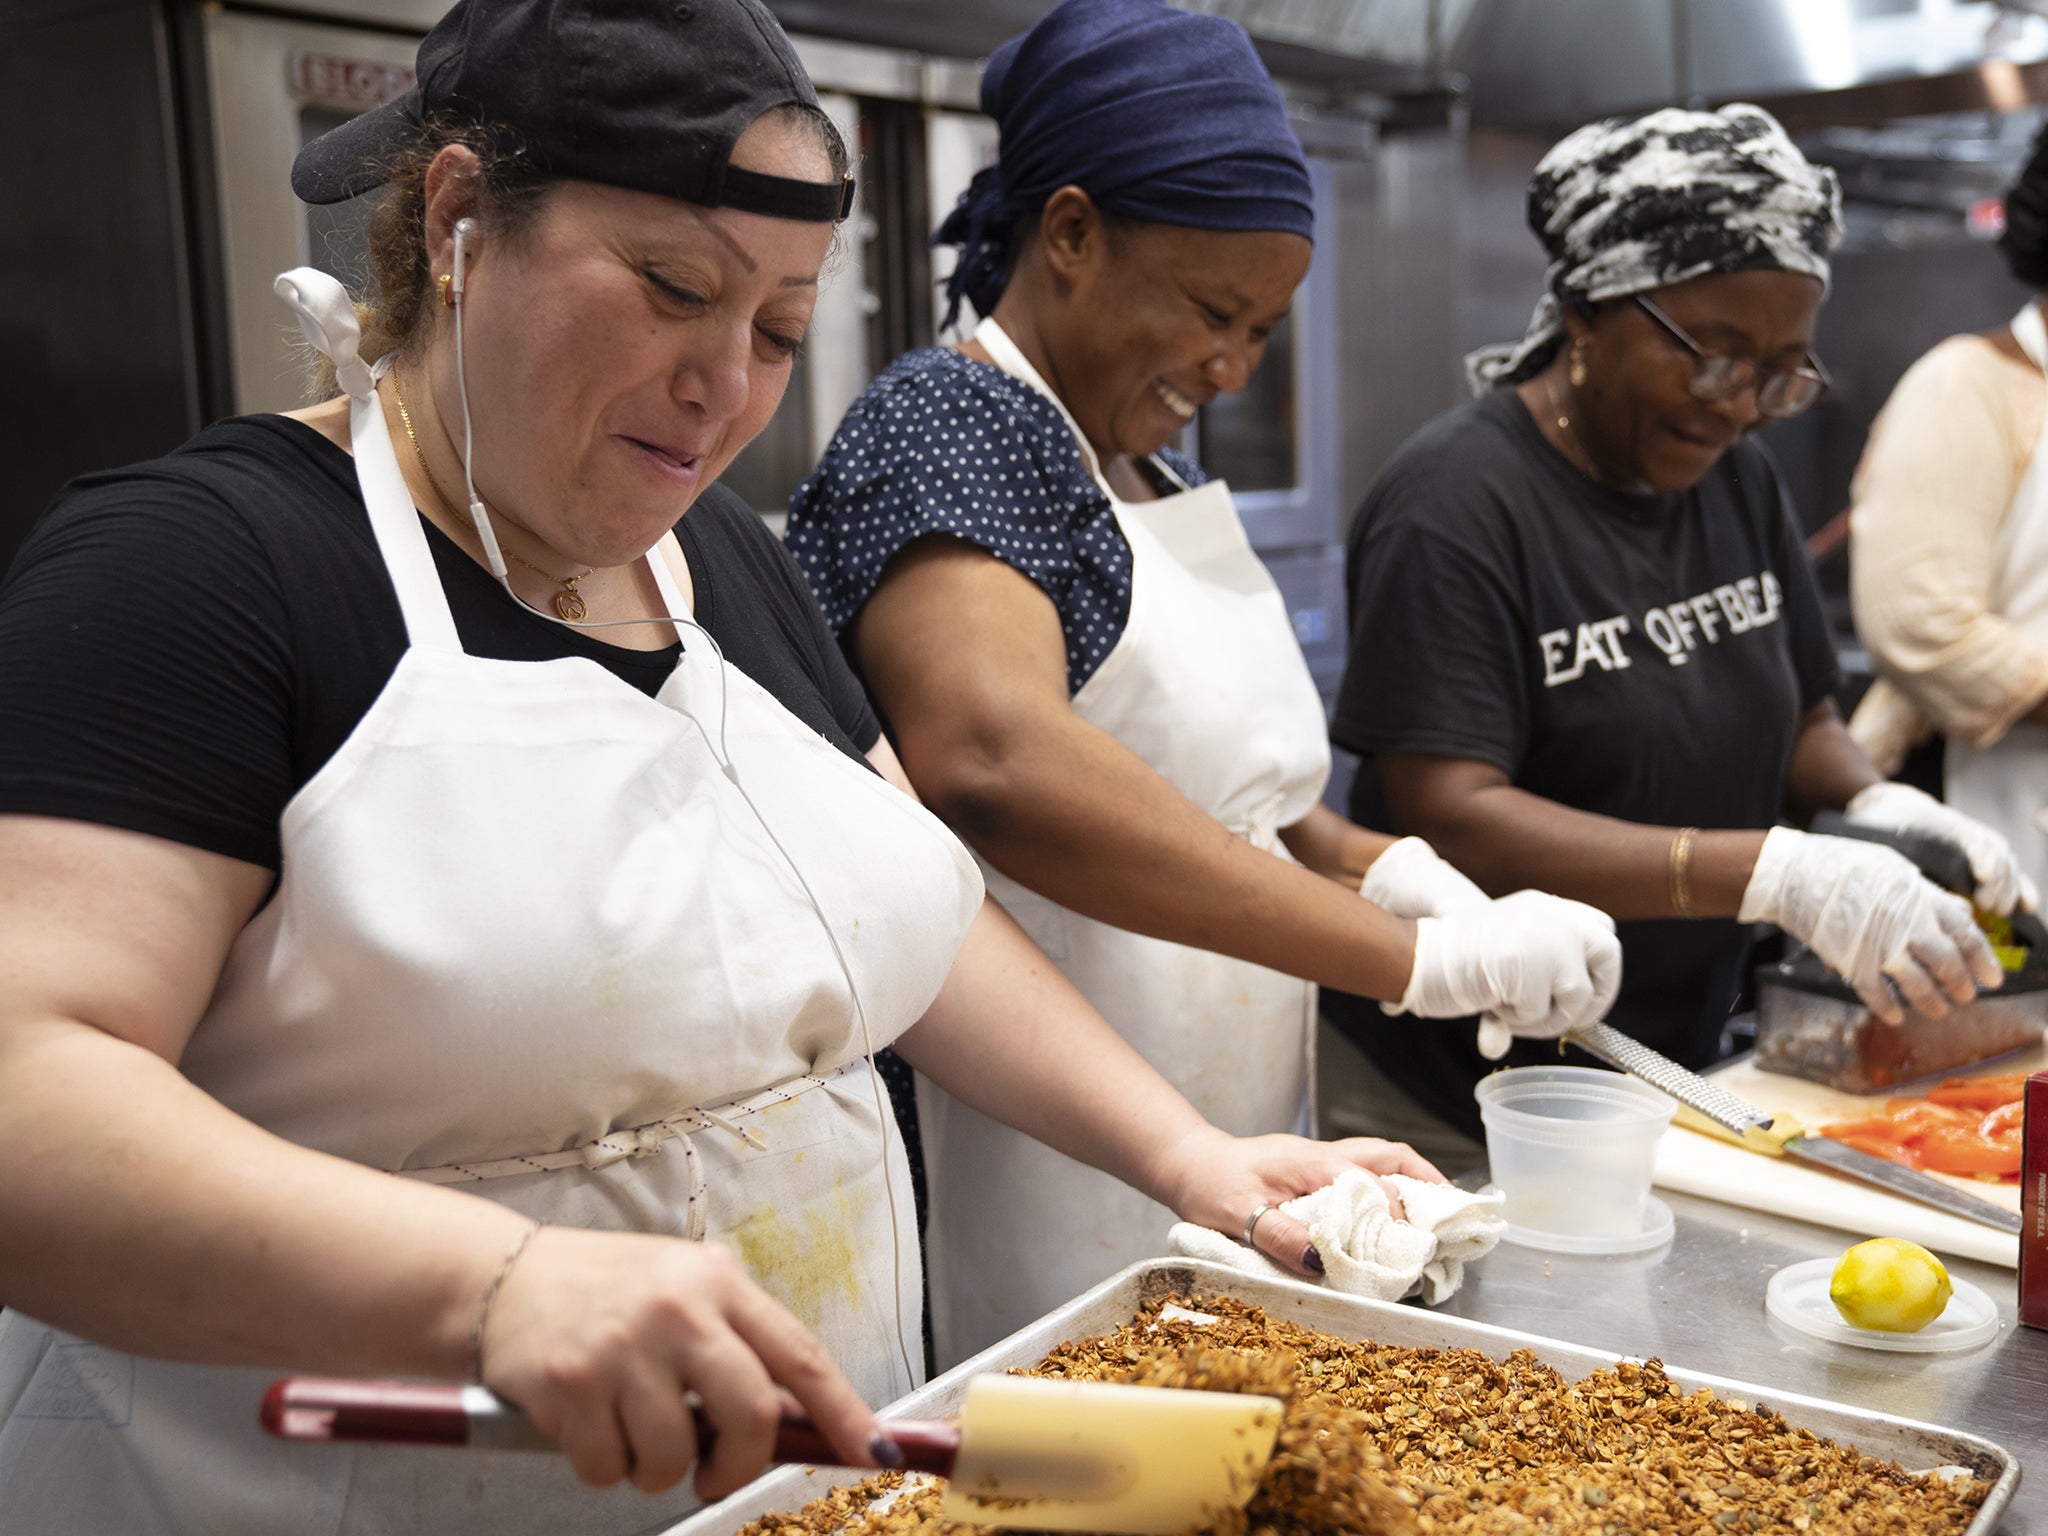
[1465,103,1843,394]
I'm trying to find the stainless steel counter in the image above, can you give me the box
[1440,1187,2040,1529]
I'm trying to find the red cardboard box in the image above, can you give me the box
[2023,1072,2048,1329]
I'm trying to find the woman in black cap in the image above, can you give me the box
[789,0,1621,1369]
[0,2,1449,1530]
[1326,104,2033,1169]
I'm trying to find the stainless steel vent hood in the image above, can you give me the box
[762,0,1463,90]
[1447,0,2048,128]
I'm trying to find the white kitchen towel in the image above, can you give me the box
[1168,1170,1506,1305]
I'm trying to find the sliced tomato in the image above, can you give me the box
[1876,1103,1975,1143]
[1824,1132,1927,1169]
[1927,1074,2029,1113]
[1979,1101,2026,1139]
[1915,1125,2024,1178]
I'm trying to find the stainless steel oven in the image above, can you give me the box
[201,6,423,412]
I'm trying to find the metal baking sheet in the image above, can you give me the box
[669,1257,2020,1536]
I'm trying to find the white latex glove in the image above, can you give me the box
[1739,826,2004,1025]
[1844,781,2039,916]
[1362,838,1519,1060]
[1359,836,1489,919]
[1391,889,1622,1060]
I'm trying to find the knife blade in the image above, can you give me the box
[1567,1021,2022,1236]
[1773,1131,2022,1234]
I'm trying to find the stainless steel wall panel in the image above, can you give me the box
[0,0,199,570]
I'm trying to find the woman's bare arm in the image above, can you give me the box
[0,812,878,1496]
[865,736,1437,1270]
[852,537,1416,1001]
[1376,703,1874,922]
[0,814,519,1370]
[1375,755,1767,921]
[1278,800,1402,886]
[1782,698,1884,819]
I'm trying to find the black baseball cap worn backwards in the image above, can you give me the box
[291,0,854,223]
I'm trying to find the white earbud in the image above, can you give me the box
[450,216,477,303]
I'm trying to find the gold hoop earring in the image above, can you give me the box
[436,273,455,310]
[1568,338,1588,389]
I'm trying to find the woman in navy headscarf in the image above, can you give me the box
[788,0,1620,1366]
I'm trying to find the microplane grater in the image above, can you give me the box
[1567,1022,1776,1137]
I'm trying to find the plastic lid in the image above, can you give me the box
[1477,1066,1677,1148]
[1500,1195,1675,1255]
[1765,1258,1999,1354]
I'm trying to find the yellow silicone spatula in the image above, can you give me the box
[937,1374,1282,1533]
[263,1373,1283,1534]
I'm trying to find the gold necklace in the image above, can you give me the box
[387,370,596,622]
[500,546,595,622]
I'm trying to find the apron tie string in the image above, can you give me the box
[577,1104,766,1171]
[274,268,378,401]
[1227,791,1291,854]
[394,1065,843,1187]
[693,1105,770,1152]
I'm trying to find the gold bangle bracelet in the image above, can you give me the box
[1668,826,1701,920]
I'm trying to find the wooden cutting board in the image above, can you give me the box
[1649,1047,2039,1269]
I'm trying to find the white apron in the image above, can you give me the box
[1947,300,2048,893]
[0,270,983,1536]
[917,318,1331,1368]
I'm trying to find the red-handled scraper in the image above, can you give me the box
[263,1373,1282,1534]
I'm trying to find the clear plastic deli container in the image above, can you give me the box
[1475,1065,1676,1247]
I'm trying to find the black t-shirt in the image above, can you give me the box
[0,415,881,871]
[1326,389,1840,1135]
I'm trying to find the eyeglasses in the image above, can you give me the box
[1630,295,1831,421]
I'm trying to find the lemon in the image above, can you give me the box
[1828,1238,1953,1333]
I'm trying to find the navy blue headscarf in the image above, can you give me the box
[933,0,1315,330]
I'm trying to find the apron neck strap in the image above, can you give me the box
[971,317,1100,471]
[643,538,693,627]
[2015,300,2048,375]
[970,317,1190,507]
[274,267,462,653]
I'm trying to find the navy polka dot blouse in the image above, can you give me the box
[787,347,1206,695]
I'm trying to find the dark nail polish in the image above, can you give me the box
[1303,1245,1326,1275]
[869,1431,905,1470]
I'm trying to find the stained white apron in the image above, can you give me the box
[1947,300,2048,893]
[0,270,983,1536]
[917,318,1331,1368]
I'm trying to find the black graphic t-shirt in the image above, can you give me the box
[1327,389,1839,1135]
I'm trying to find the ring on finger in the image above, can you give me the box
[1242,1203,1276,1249]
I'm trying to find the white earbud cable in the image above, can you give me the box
[442,251,920,1389]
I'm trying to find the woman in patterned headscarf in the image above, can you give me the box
[1325,104,2033,1168]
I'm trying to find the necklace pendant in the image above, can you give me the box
[554,587,588,623]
